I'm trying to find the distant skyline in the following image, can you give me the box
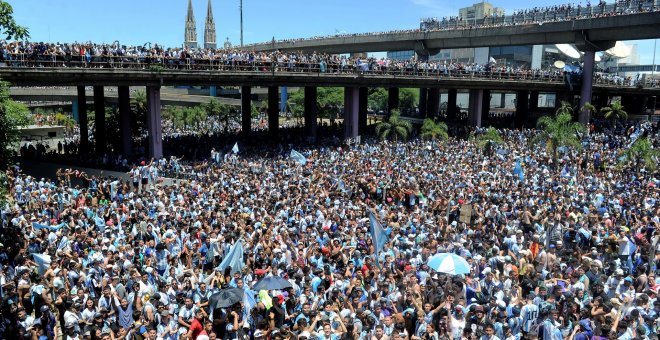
[8,0,659,64]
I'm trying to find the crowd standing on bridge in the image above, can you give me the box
[0,114,659,340]
[251,0,657,46]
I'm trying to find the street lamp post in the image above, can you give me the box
[240,0,244,47]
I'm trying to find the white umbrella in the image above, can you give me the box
[427,253,471,275]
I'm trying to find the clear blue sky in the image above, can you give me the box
[9,0,659,64]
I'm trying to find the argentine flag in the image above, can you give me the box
[290,149,307,166]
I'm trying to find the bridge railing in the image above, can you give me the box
[1,53,655,88]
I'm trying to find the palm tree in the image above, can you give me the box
[375,110,412,142]
[472,127,503,155]
[420,118,448,143]
[580,102,597,124]
[601,100,627,127]
[619,137,659,172]
[533,103,587,163]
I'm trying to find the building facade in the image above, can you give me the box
[458,2,505,22]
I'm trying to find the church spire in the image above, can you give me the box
[184,0,197,48]
[204,0,217,49]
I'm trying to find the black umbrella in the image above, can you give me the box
[252,276,293,291]
[208,288,244,309]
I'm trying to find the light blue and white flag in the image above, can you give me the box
[290,149,307,166]
[32,253,51,276]
[218,240,244,275]
[232,142,239,154]
[513,160,524,182]
[243,289,257,320]
[369,210,389,267]
[32,222,65,231]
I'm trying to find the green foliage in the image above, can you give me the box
[0,80,30,171]
[164,106,208,130]
[317,87,344,121]
[601,100,628,121]
[149,65,164,73]
[250,103,261,118]
[288,87,344,122]
[0,1,29,40]
[472,127,503,154]
[619,137,659,172]
[368,88,388,113]
[399,88,418,112]
[533,103,587,161]
[581,102,597,117]
[4,100,32,127]
[375,110,412,142]
[205,98,238,133]
[420,118,448,142]
[54,112,75,133]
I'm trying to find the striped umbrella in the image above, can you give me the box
[427,253,471,275]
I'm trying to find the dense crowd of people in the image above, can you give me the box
[251,0,657,46]
[1,42,652,90]
[1,116,659,340]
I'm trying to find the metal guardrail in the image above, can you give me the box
[1,54,657,88]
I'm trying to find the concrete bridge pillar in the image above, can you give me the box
[93,86,106,156]
[304,87,318,143]
[529,91,539,112]
[579,50,596,124]
[359,87,368,134]
[482,90,491,124]
[468,89,483,127]
[241,86,252,136]
[344,87,360,139]
[118,86,132,157]
[447,89,457,122]
[515,90,529,129]
[418,88,428,117]
[72,99,79,123]
[146,86,163,159]
[388,88,399,115]
[428,88,440,119]
[77,86,89,153]
[268,86,279,139]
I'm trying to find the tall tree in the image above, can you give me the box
[0,80,31,170]
[601,100,628,127]
[0,80,31,204]
[533,103,587,163]
[368,88,388,114]
[375,110,412,142]
[399,88,418,113]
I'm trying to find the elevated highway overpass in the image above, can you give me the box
[243,10,660,54]
[1,65,657,160]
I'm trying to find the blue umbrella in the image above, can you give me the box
[252,276,293,291]
[427,253,471,275]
